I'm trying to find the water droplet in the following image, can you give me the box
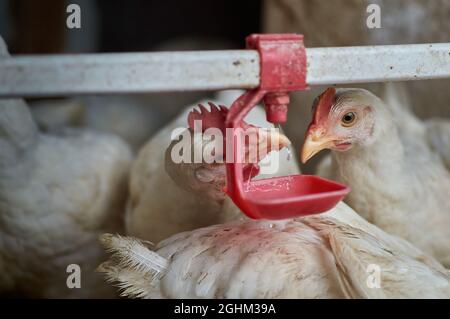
[246,165,254,191]
[286,146,292,161]
[286,175,292,191]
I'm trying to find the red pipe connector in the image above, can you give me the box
[246,33,308,124]
[263,92,290,123]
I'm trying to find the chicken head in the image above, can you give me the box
[301,88,380,163]
[165,103,291,202]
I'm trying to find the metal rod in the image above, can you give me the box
[306,43,450,85]
[0,43,449,97]
[0,50,260,97]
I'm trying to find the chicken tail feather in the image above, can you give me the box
[98,234,169,298]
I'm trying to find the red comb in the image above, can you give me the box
[188,102,251,133]
[188,102,228,133]
[312,87,336,125]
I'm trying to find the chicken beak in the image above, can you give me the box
[245,128,291,164]
[301,131,334,164]
[262,128,291,153]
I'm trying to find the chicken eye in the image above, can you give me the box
[341,112,356,126]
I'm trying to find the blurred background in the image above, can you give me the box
[0,0,449,172]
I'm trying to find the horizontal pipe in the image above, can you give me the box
[0,50,260,97]
[0,43,449,97]
[306,43,450,85]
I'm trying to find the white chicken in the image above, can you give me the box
[265,0,450,176]
[382,82,450,171]
[426,119,450,170]
[99,97,449,299]
[99,211,450,298]
[301,87,450,267]
[125,91,297,243]
[0,37,132,297]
